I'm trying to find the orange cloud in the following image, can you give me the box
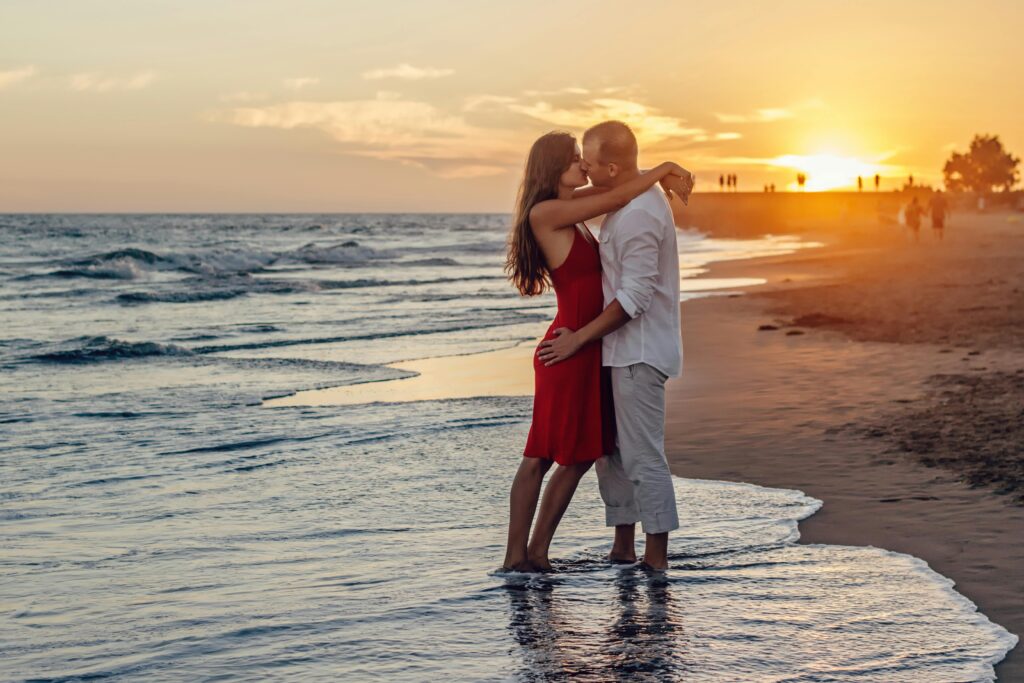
[0,65,37,89]
[362,64,454,80]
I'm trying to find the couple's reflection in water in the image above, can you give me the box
[504,561,686,681]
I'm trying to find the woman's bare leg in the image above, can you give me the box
[527,461,594,570]
[503,457,552,571]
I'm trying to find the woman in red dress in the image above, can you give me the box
[501,131,688,571]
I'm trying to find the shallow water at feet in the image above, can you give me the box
[0,214,1015,681]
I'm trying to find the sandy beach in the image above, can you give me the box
[670,203,1024,678]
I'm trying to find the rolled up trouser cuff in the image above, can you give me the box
[640,509,680,535]
[604,505,640,527]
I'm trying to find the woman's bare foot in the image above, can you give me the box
[607,551,637,564]
[501,559,537,573]
[528,555,553,571]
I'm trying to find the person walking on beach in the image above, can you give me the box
[501,130,692,572]
[905,196,923,242]
[539,121,685,572]
[929,191,948,240]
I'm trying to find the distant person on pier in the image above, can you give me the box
[874,174,880,191]
[905,196,923,242]
[928,191,948,240]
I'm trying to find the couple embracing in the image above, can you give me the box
[502,121,693,573]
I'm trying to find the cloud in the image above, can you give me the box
[284,76,319,90]
[220,90,270,103]
[209,86,740,179]
[433,164,509,179]
[0,65,37,89]
[522,87,590,97]
[362,63,454,80]
[715,98,825,124]
[508,97,705,145]
[208,92,523,177]
[462,94,518,112]
[71,71,156,92]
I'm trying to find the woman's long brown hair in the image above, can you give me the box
[505,131,576,296]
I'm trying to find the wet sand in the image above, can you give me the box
[669,210,1024,678]
[264,343,536,407]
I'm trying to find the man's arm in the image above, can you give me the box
[537,209,662,366]
[537,299,630,366]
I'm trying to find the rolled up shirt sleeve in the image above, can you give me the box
[613,209,662,319]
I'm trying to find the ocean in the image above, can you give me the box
[0,213,1016,681]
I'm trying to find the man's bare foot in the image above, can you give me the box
[607,551,638,564]
[639,557,668,572]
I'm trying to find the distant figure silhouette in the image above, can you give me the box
[857,176,863,192]
[908,174,914,187]
[719,174,725,191]
[929,191,948,239]
[796,173,806,190]
[770,183,776,193]
[731,174,738,191]
[905,196,923,241]
[874,174,880,191]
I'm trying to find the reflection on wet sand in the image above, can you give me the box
[504,567,686,680]
[263,341,537,407]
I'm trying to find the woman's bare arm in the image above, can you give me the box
[529,162,689,233]
[571,186,611,200]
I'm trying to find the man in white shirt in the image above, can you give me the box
[538,120,688,571]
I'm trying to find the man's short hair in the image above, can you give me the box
[582,121,638,168]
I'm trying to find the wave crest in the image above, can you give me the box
[28,335,194,364]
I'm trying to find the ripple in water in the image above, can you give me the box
[0,400,1015,682]
[0,216,1015,680]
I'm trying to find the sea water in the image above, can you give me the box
[0,214,1015,681]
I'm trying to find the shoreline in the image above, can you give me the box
[671,212,1023,678]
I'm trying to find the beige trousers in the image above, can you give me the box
[596,362,680,535]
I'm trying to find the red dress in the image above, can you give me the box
[523,226,616,465]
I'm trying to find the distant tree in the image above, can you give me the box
[796,173,807,190]
[943,134,1021,194]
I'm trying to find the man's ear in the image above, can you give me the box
[607,163,619,178]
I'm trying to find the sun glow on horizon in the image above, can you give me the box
[770,153,896,191]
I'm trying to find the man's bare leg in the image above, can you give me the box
[643,532,669,571]
[503,457,552,571]
[527,461,593,570]
[609,523,637,563]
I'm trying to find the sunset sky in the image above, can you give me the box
[1,0,1021,212]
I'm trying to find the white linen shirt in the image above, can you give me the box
[598,186,683,378]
